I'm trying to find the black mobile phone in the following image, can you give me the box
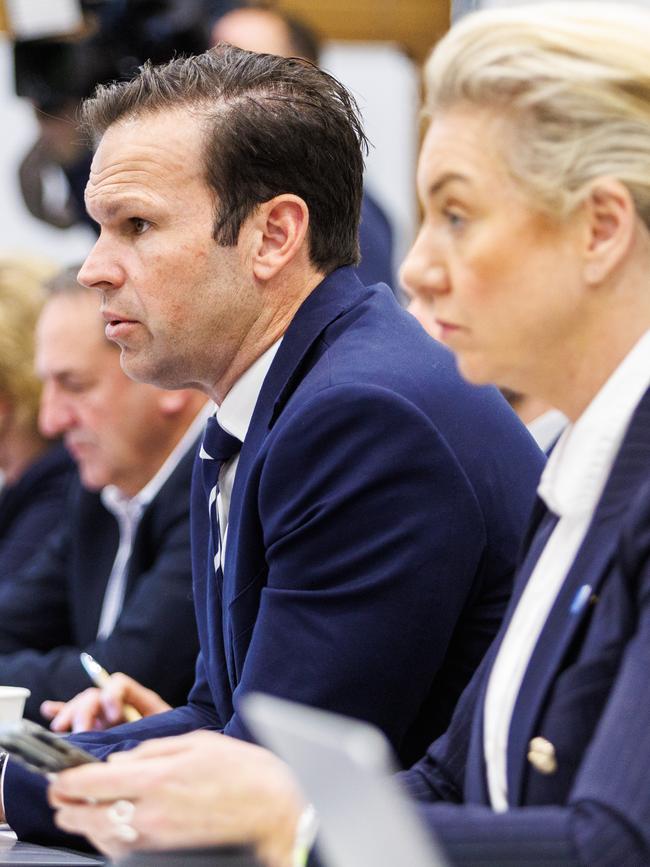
[0,720,98,776]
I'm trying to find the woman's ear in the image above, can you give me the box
[250,195,310,282]
[581,177,636,285]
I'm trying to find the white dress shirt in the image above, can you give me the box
[527,408,568,454]
[212,339,282,570]
[96,403,213,638]
[484,329,650,812]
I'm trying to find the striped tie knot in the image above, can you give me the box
[200,417,241,464]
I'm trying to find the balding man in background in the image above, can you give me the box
[0,269,206,722]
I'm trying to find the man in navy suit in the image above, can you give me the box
[4,45,542,851]
[0,272,206,722]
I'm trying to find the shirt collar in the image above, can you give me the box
[216,339,282,443]
[539,329,650,518]
[527,409,567,454]
[101,400,214,519]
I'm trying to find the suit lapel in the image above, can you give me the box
[464,496,553,802]
[76,492,120,641]
[223,267,369,589]
[507,387,650,804]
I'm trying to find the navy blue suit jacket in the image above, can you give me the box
[401,387,650,866]
[0,442,199,722]
[0,443,74,576]
[5,268,543,844]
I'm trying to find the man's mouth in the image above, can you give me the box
[103,315,139,342]
[102,309,134,326]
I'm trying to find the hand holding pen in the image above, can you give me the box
[79,653,144,723]
[40,656,170,733]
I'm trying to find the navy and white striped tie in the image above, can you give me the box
[199,417,241,586]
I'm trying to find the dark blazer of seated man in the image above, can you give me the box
[0,442,74,576]
[2,47,543,847]
[0,272,206,721]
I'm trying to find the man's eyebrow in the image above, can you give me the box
[44,369,85,384]
[85,195,150,221]
[428,172,471,197]
[47,370,72,383]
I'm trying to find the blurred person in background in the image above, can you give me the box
[0,268,205,721]
[47,5,650,866]
[211,1,396,290]
[0,255,74,575]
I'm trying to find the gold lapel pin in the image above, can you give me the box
[527,736,557,775]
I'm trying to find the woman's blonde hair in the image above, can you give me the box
[0,256,57,434]
[424,2,650,224]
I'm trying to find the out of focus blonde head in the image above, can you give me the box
[424,3,650,225]
[0,256,57,434]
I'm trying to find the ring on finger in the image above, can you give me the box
[106,799,138,842]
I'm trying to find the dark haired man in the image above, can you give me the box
[3,46,542,850]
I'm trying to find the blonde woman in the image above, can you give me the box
[0,256,73,574]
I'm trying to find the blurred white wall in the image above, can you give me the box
[322,41,420,274]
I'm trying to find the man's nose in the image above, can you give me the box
[77,235,125,294]
[38,383,75,438]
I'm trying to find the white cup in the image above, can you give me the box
[0,687,30,722]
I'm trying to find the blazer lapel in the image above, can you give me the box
[507,386,650,805]
[463,496,555,803]
[506,512,621,804]
[223,267,369,589]
[76,492,120,641]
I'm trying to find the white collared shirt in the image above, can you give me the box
[527,409,567,454]
[96,403,213,638]
[212,339,282,568]
[484,329,650,812]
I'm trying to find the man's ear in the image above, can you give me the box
[250,195,310,281]
[581,177,636,285]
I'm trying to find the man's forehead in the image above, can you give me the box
[87,110,206,194]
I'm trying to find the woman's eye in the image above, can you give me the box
[443,209,465,229]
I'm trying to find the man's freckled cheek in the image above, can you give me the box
[169,299,189,323]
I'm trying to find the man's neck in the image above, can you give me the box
[210,268,325,405]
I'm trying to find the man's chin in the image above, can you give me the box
[119,348,186,391]
[77,469,108,493]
